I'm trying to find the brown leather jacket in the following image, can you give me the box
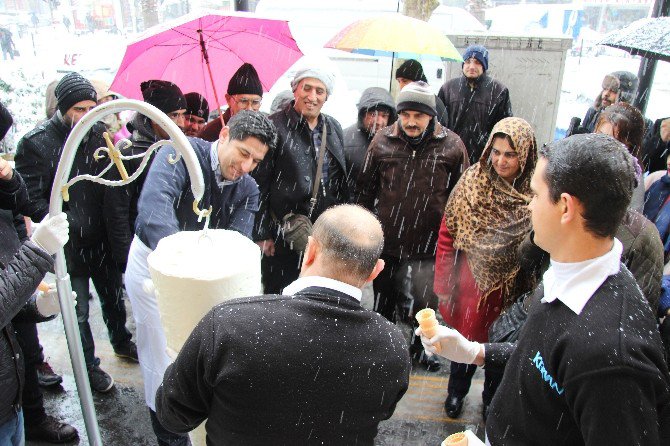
[357,120,469,259]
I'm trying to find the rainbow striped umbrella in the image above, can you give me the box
[324,13,463,62]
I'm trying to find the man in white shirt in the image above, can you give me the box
[419,134,670,445]
[155,204,411,445]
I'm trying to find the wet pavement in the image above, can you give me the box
[31,282,486,445]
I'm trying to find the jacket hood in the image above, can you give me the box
[357,87,397,129]
[128,112,158,146]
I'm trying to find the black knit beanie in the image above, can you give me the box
[184,92,210,119]
[395,59,427,82]
[140,80,187,114]
[227,63,263,96]
[55,72,97,115]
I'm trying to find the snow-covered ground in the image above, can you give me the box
[2,23,669,152]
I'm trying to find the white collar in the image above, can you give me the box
[541,238,622,315]
[282,276,362,302]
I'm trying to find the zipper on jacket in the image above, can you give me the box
[412,150,416,159]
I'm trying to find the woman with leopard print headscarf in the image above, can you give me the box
[434,117,538,421]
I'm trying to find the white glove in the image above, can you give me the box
[31,213,69,255]
[415,325,481,364]
[36,284,61,317]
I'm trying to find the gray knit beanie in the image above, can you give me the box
[396,81,436,117]
[291,67,334,96]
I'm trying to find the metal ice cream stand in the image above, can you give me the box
[48,99,209,445]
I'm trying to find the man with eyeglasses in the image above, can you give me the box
[198,63,263,142]
[102,80,187,274]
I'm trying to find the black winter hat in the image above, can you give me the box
[0,102,13,142]
[227,63,263,96]
[395,59,427,82]
[140,80,187,114]
[55,72,97,115]
[184,92,209,120]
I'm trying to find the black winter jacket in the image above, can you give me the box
[15,113,108,248]
[253,103,348,241]
[0,172,28,268]
[0,172,53,425]
[438,74,512,165]
[642,117,670,173]
[103,113,158,270]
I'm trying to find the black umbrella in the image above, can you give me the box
[597,15,670,114]
[598,17,670,62]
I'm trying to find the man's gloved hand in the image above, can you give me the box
[415,325,481,364]
[36,284,61,317]
[31,213,69,255]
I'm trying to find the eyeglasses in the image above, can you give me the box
[232,97,262,108]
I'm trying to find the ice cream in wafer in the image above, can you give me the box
[415,308,441,353]
[442,432,468,446]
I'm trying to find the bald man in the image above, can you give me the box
[156,204,411,445]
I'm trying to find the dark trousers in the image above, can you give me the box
[67,244,131,367]
[13,321,46,426]
[448,361,504,405]
[149,409,189,446]
[261,243,302,294]
[372,255,438,323]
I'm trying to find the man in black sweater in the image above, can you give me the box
[419,134,670,445]
[156,204,410,445]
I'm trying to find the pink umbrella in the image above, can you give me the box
[111,11,303,119]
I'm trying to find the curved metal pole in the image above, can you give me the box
[47,99,205,445]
